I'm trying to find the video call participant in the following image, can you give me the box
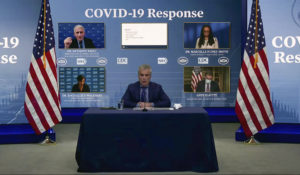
[72,75,90,92]
[195,24,219,49]
[196,71,220,92]
[64,25,95,49]
[122,64,171,108]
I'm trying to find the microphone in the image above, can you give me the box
[141,102,148,112]
[142,107,148,112]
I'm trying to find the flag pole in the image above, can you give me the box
[253,0,259,68]
[43,0,47,69]
[246,0,260,143]
[39,0,55,145]
[247,0,260,143]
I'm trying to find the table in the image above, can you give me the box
[75,107,219,172]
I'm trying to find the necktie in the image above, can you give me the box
[205,83,210,92]
[79,41,83,48]
[141,87,146,102]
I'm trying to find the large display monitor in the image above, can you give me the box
[121,23,168,49]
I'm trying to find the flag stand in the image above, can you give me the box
[40,130,56,145]
[244,135,260,145]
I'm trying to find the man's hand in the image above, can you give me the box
[138,102,153,108]
[64,37,72,48]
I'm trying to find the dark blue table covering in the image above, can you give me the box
[76,107,219,172]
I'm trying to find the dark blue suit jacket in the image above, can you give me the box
[69,37,95,48]
[122,81,171,108]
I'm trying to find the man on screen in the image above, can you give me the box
[196,71,220,92]
[64,25,95,49]
[122,64,171,108]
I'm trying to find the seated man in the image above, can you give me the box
[64,25,95,49]
[122,64,171,108]
[196,71,220,92]
[72,75,90,92]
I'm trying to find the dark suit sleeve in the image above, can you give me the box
[71,84,77,92]
[85,38,95,48]
[85,84,90,92]
[196,81,205,92]
[122,85,138,108]
[69,38,95,48]
[153,85,171,107]
[69,39,78,49]
[212,81,220,92]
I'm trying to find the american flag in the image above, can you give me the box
[24,0,62,134]
[191,67,202,92]
[235,0,274,138]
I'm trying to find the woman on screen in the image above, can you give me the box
[195,25,219,49]
[72,75,90,92]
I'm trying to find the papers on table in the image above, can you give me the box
[133,107,174,111]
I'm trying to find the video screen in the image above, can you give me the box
[184,22,231,49]
[59,67,105,93]
[184,66,230,93]
[121,23,168,49]
[58,23,105,49]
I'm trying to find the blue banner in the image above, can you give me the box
[251,0,300,123]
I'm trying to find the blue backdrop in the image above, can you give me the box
[53,0,244,109]
[0,0,40,124]
[250,0,300,123]
[0,0,244,124]
[184,23,230,49]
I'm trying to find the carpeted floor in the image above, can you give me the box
[0,123,299,175]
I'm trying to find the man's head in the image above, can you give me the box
[205,71,213,80]
[73,25,85,42]
[77,75,85,86]
[138,64,152,87]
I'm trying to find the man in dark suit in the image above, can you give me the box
[64,25,95,49]
[196,71,220,92]
[122,64,171,108]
